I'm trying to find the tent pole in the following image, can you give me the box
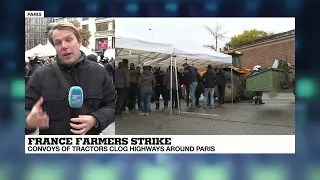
[170,55,173,115]
[174,56,180,115]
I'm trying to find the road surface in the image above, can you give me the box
[116,92,295,135]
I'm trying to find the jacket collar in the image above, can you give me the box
[55,51,87,71]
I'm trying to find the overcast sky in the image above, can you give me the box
[116,18,295,49]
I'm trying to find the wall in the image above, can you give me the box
[235,38,295,69]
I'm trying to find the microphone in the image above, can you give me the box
[68,86,84,130]
[68,86,84,109]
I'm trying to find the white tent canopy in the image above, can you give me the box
[25,44,45,62]
[115,36,173,66]
[103,49,116,59]
[25,50,34,62]
[38,43,57,57]
[31,41,98,57]
[115,36,232,68]
[144,40,233,69]
[28,44,44,55]
[172,40,232,66]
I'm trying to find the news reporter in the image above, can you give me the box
[25,22,116,135]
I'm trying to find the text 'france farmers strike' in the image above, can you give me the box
[28,137,172,145]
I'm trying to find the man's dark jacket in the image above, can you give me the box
[202,69,217,88]
[216,71,228,86]
[187,66,197,84]
[114,63,130,89]
[25,52,116,135]
[154,70,165,85]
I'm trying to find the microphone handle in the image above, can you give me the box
[72,108,80,118]
[71,108,81,132]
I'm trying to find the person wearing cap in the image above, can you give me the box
[25,22,116,135]
[250,65,265,104]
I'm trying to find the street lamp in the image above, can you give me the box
[149,28,154,40]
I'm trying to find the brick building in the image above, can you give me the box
[234,30,295,69]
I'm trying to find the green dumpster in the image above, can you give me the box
[246,68,286,92]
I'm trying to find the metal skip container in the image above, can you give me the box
[246,68,286,92]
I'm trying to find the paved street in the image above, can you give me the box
[102,122,115,135]
[116,91,295,135]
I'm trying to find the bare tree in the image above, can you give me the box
[205,22,227,51]
[203,44,216,50]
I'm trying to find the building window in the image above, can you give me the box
[67,18,77,22]
[82,18,89,21]
[96,22,108,31]
[96,23,101,31]
[108,21,114,30]
[82,25,89,31]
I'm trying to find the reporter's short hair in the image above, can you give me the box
[48,22,81,46]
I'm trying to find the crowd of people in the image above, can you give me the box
[25,56,54,83]
[25,53,115,84]
[114,59,229,116]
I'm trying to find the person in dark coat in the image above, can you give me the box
[163,66,179,109]
[101,58,115,84]
[121,59,129,112]
[182,63,198,109]
[25,22,116,135]
[114,61,130,115]
[202,65,217,108]
[136,66,141,110]
[183,68,190,106]
[176,68,184,100]
[87,54,98,62]
[214,67,227,107]
[25,55,43,83]
[195,68,203,107]
[154,67,166,109]
[127,63,140,112]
